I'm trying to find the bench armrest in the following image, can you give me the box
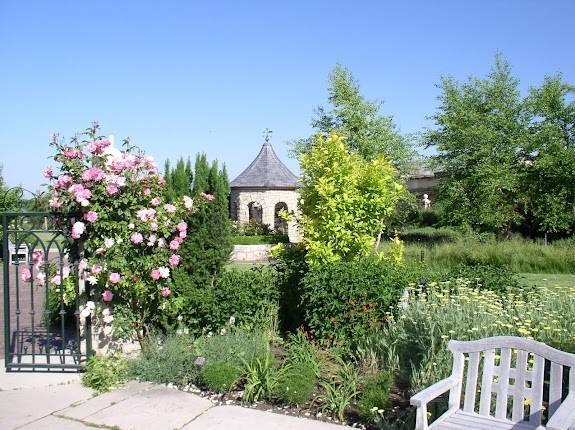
[547,393,575,430]
[410,377,459,407]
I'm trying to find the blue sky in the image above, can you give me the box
[1,0,574,191]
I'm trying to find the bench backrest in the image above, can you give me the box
[448,336,575,426]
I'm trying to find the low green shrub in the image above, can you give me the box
[128,335,199,386]
[231,220,272,236]
[274,362,316,404]
[197,327,269,368]
[301,258,422,347]
[82,355,127,393]
[201,361,242,393]
[357,371,394,423]
[171,266,280,336]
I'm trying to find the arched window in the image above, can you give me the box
[274,202,288,234]
[248,202,263,224]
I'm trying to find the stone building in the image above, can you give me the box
[230,138,302,243]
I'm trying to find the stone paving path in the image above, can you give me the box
[1,363,351,430]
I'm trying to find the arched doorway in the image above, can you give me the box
[274,202,288,234]
[248,202,262,224]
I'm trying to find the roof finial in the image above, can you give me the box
[263,128,273,145]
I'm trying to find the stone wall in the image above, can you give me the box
[230,187,302,243]
[230,244,274,263]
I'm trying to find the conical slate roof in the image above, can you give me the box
[230,142,300,189]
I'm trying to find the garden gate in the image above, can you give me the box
[1,189,90,372]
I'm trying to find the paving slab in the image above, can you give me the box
[0,383,93,429]
[58,381,151,420]
[0,359,82,391]
[74,384,213,430]
[183,405,351,430]
[19,415,94,429]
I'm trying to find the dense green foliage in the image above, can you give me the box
[299,133,404,266]
[290,64,415,170]
[301,259,421,346]
[82,355,127,393]
[197,327,269,367]
[427,54,575,237]
[201,361,242,393]
[171,266,280,336]
[273,362,316,404]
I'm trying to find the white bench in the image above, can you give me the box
[411,336,575,430]
[8,240,29,263]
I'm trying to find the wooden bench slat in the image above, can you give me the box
[495,347,512,419]
[479,349,495,416]
[549,362,563,418]
[529,354,545,425]
[463,352,480,413]
[512,350,528,422]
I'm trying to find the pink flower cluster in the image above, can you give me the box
[64,147,84,159]
[87,139,111,155]
[82,167,106,182]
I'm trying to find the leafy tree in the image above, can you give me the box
[291,64,415,171]
[299,133,404,267]
[523,75,575,234]
[425,54,528,235]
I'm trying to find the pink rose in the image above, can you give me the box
[179,230,187,239]
[150,221,158,231]
[36,272,46,284]
[143,188,151,196]
[43,166,53,178]
[91,263,102,274]
[169,240,180,250]
[32,250,44,266]
[175,236,184,244]
[84,211,98,223]
[101,290,114,302]
[150,269,161,281]
[169,254,180,268]
[49,197,62,208]
[71,221,85,239]
[130,232,144,244]
[106,184,119,195]
[150,197,161,206]
[201,192,215,201]
[183,196,193,209]
[161,287,171,297]
[177,221,187,232]
[109,272,121,284]
[164,203,177,213]
[158,267,170,278]
[20,267,32,282]
[82,167,106,182]
[158,177,166,185]
[104,238,115,248]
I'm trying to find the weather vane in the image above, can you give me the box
[263,128,273,143]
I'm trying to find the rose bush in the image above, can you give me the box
[42,124,211,347]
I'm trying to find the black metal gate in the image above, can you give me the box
[2,209,89,371]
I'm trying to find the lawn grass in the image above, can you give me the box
[519,273,575,289]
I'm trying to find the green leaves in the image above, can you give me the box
[300,133,404,267]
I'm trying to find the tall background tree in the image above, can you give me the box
[523,75,575,236]
[164,154,232,288]
[425,54,528,236]
[290,64,415,172]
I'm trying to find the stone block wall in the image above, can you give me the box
[230,187,302,243]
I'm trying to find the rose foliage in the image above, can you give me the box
[43,124,211,346]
